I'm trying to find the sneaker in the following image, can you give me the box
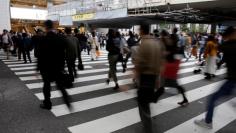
[194,119,213,129]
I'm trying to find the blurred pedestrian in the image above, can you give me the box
[1,29,13,59]
[22,33,32,63]
[195,26,236,129]
[106,29,120,90]
[155,30,189,106]
[89,32,99,61]
[135,24,165,133]
[65,27,79,81]
[37,20,72,110]
[204,35,218,80]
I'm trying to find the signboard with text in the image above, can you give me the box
[72,13,95,21]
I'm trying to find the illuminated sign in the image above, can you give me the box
[11,7,48,20]
[72,13,95,21]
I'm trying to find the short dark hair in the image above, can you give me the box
[22,33,28,38]
[173,27,178,34]
[160,30,169,37]
[140,23,149,35]
[44,20,53,30]
[36,29,43,34]
[208,35,215,41]
[91,31,96,37]
[74,28,79,34]
[65,27,72,34]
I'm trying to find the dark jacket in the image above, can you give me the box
[106,37,120,56]
[37,31,67,80]
[219,40,236,80]
[127,37,139,47]
[32,35,43,58]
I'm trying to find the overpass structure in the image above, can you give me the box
[47,0,236,28]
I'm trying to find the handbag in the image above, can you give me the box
[96,50,101,57]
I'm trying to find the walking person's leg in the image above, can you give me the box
[176,85,189,105]
[138,101,153,133]
[22,49,27,63]
[91,48,96,60]
[195,80,236,129]
[26,50,32,63]
[56,74,72,109]
[40,76,52,109]
[66,59,74,82]
[18,48,22,60]
[6,44,10,60]
[205,80,235,123]
[108,55,119,89]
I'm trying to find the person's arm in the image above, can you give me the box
[77,39,83,65]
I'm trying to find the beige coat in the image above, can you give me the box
[135,35,165,75]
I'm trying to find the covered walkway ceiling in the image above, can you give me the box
[76,0,236,28]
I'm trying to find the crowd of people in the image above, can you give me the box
[0,20,235,133]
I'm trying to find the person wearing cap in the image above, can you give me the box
[195,26,236,129]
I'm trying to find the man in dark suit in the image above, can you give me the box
[37,20,71,110]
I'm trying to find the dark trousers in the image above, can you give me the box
[199,48,205,61]
[158,78,188,102]
[66,59,76,80]
[137,74,157,133]
[205,80,236,123]
[179,46,186,58]
[19,48,31,63]
[42,73,71,107]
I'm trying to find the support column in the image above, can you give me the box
[0,0,11,33]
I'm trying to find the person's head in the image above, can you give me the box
[172,27,178,34]
[140,23,149,35]
[91,31,96,37]
[44,20,54,31]
[22,33,28,38]
[36,29,43,35]
[129,31,134,37]
[115,31,121,38]
[74,28,79,34]
[160,30,169,37]
[108,29,115,38]
[3,29,8,34]
[222,26,236,41]
[65,27,72,35]
[207,35,215,41]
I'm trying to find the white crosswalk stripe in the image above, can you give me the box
[0,50,234,133]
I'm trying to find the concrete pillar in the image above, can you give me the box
[0,0,11,33]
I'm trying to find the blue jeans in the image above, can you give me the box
[205,80,236,123]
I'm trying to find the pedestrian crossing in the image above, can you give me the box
[0,50,235,133]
